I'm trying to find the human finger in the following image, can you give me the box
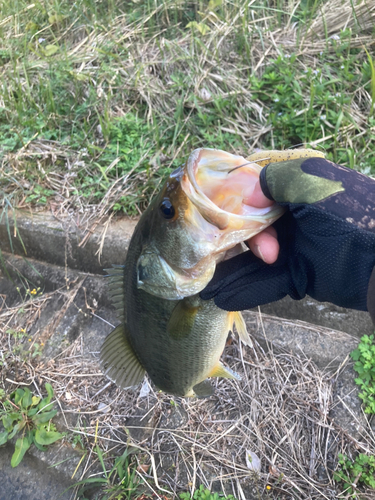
[247,226,279,264]
[243,179,273,208]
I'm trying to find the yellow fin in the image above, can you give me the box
[167,300,200,340]
[100,324,145,390]
[230,311,252,347]
[208,362,241,381]
[246,149,325,168]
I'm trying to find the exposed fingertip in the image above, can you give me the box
[243,180,273,208]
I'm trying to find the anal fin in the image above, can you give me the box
[209,362,241,381]
[100,324,145,390]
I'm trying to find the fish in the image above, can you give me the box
[100,147,324,398]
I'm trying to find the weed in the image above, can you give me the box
[351,334,375,414]
[179,485,237,500]
[74,446,145,500]
[0,383,64,467]
[334,453,375,498]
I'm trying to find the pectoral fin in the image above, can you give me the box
[192,380,214,398]
[229,311,252,347]
[208,362,241,381]
[100,324,145,390]
[167,300,200,340]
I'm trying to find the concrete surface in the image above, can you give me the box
[0,211,138,275]
[0,441,75,500]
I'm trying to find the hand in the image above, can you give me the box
[243,179,279,264]
[201,157,375,322]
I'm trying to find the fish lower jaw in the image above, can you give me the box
[137,263,216,300]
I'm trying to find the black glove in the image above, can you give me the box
[200,157,375,323]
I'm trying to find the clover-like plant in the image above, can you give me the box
[351,334,375,413]
[334,453,375,498]
[0,383,64,467]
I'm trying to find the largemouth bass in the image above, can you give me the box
[101,148,324,397]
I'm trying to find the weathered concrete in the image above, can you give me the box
[0,210,137,275]
[260,296,374,339]
[0,442,75,500]
[243,310,359,371]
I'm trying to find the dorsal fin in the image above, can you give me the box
[100,324,145,390]
[104,265,125,321]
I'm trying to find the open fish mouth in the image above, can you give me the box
[182,148,284,236]
[137,147,325,299]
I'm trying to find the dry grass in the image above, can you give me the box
[1,286,374,499]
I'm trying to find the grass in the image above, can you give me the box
[1,0,375,221]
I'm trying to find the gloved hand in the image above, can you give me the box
[200,157,375,323]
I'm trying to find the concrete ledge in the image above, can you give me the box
[243,310,358,370]
[0,210,138,275]
[259,296,374,339]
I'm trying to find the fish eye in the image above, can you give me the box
[159,199,175,219]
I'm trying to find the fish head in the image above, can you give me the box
[136,163,218,299]
[137,148,286,299]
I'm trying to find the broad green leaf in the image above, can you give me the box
[34,428,63,445]
[32,409,57,425]
[31,396,41,407]
[0,431,9,445]
[44,45,59,57]
[33,437,47,452]
[13,388,24,406]
[8,421,25,440]
[45,383,54,402]
[21,388,32,408]
[38,398,53,412]
[2,414,15,430]
[351,349,360,361]
[11,432,32,467]
[199,23,210,35]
